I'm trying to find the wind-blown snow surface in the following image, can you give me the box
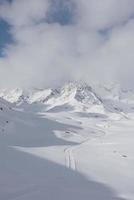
[1,82,134,200]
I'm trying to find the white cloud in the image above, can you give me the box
[0,0,49,26]
[0,0,134,88]
[74,0,134,30]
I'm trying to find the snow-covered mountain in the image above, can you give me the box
[1,82,134,116]
[0,82,101,104]
[1,82,134,200]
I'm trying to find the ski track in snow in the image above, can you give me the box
[64,146,77,170]
[64,137,92,171]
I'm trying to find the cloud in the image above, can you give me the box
[0,0,49,26]
[74,0,134,30]
[0,0,134,88]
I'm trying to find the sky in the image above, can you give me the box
[0,0,134,88]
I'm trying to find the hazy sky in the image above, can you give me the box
[0,0,134,88]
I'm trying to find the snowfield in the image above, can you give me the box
[0,82,134,200]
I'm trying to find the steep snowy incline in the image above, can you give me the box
[0,98,13,134]
[0,95,125,200]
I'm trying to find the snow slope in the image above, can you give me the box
[1,82,134,200]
